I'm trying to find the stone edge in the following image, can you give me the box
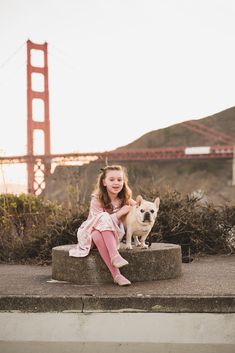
[0,295,234,313]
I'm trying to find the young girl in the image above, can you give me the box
[69,165,135,286]
[69,165,136,286]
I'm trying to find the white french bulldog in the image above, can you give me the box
[123,195,160,250]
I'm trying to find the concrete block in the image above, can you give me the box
[52,243,182,284]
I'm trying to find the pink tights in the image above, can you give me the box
[91,230,121,279]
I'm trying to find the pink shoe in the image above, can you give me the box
[114,274,131,286]
[111,254,129,268]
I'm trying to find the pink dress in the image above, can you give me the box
[69,194,125,257]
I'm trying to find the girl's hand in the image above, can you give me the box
[116,205,131,219]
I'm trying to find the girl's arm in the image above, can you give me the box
[88,195,105,217]
[89,194,131,224]
[115,205,131,220]
[89,194,123,221]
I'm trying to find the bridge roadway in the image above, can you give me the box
[0,145,234,165]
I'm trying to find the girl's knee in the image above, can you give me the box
[91,230,102,243]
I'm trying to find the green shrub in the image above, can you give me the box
[0,193,88,264]
[147,189,235,255]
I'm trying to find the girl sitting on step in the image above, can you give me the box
[69,165,136,286]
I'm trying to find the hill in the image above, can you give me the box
[117,106,235,149]
[43,106,235,206]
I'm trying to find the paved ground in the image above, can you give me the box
[0,255,235,313]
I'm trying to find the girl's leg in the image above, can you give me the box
[100,230,129,268]
[92,230,130,286]
[92,230,120,278]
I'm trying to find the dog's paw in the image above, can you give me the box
[125,244,133,250]
[140,243,148,249]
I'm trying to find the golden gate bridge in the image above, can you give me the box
[0,40,234,195]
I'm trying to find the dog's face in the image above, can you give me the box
[134,195,160,226]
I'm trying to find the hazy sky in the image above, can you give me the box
[0,0,235,185]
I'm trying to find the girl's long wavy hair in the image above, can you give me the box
[93,165,132,211]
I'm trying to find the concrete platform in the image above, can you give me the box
[0,255,235,353]
[52,243,182,284]
[0,255,234,313]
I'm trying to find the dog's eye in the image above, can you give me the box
[140,209,145,213]
[150,210,155,213]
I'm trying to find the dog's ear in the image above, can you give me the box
[136,195,143,206]
[154,197,160,208]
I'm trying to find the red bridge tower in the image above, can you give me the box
[27,40,51,194]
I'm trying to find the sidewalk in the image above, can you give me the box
[0,255,235,313]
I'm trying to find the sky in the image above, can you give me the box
[0,0,235,187]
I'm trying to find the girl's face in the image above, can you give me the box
[103,170,124,197]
